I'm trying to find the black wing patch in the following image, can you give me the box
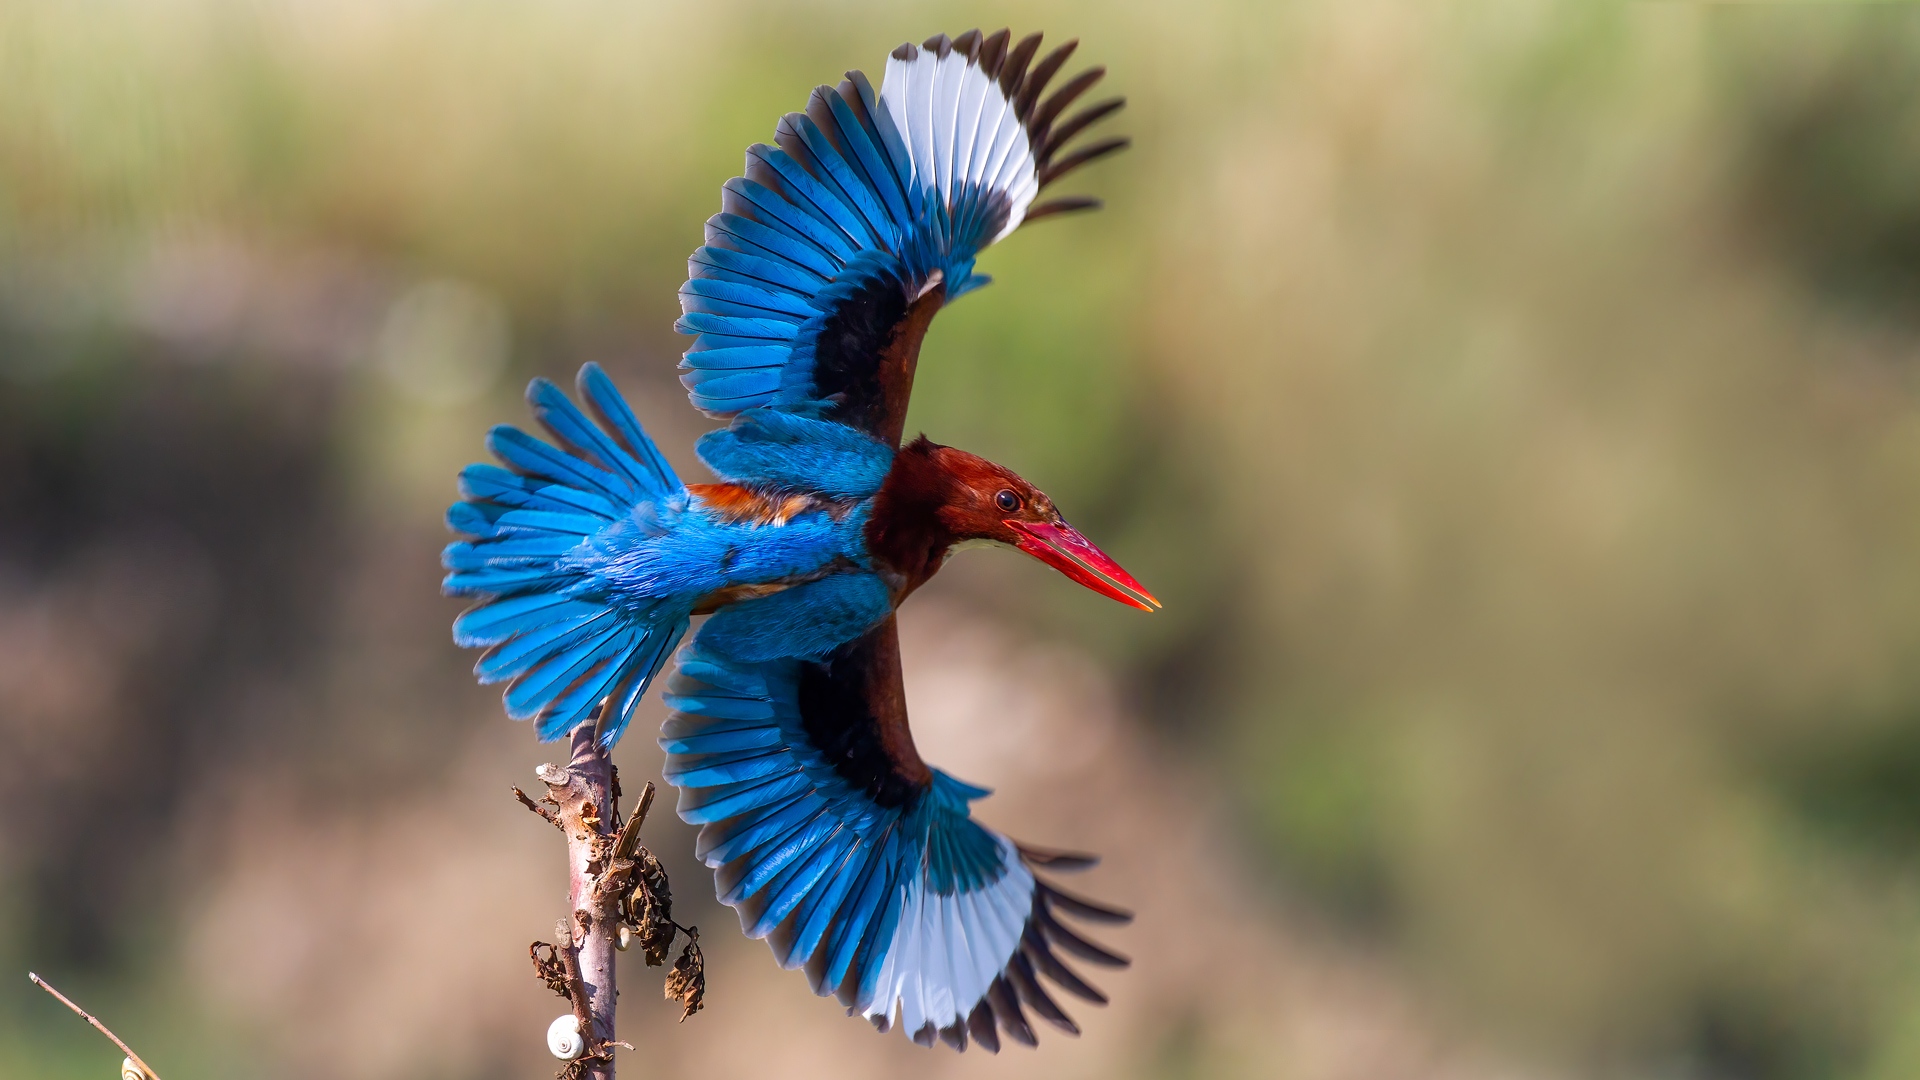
[797,617,932,808]
[807,272,943,446]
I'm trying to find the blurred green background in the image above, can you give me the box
[7,2,1920,1078]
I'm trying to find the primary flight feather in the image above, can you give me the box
[445,28,1148,1050]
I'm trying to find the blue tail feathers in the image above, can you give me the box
[444,364,690,745]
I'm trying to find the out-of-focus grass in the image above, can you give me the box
[7,2,1920,1079]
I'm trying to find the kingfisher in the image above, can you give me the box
[445,29,1149,1051]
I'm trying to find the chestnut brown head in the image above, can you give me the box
[876,438,1158,610]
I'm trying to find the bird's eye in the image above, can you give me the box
[995,489,1021,513]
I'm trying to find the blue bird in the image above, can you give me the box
[445,28,1148,1050]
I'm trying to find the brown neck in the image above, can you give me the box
[865,438,959,598]
[871,288,945,448]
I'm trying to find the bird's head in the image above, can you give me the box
[888,438,1158,611]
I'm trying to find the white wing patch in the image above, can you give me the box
[865,833,1035,1036]
[880,47,1040,244]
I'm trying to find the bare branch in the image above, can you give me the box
[514,785,563,829]
[527,725,624,1079]
[521,730,705,1076]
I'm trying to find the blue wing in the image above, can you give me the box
[659,616,1131,1050]
[676,28,1128,444]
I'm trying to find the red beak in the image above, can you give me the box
[1006,520,1160,612]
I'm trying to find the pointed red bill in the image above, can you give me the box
[1006,520,1160,611]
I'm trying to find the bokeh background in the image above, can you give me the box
[5,1,1920,1078]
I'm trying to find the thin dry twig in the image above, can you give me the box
[29,972,164,1080]
[514,785,564,829]
[530,942,572,1000]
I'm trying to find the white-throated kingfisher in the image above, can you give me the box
[444,28,1147,1051]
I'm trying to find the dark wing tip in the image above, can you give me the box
[1030,66,1107,139]
[1024,920,1108,1003]
[995,36,1127,231]
[968,1000,1002,1053]
[980,29,1012,79]
[1037,897,1132,968]
[1038,97,1126,164]
[1008,952,1080,1035]
[1022,196,1105,226]
[1018,843,1101,871]
[967,856,1134,1049]
[1040,880,1134,925]
[1038,136,1130,189]
[988,975,1038,1046]
[1016,38,1081,120]
[1001,32,1044,98]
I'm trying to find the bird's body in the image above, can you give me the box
[446,28,1147,1050]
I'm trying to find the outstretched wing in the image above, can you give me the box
[676,28,1128,445]
[659,617,1131,1050]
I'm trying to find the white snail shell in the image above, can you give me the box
[616,924,635,951]
[548,1013,586,1060]
[121,1058,148,1080]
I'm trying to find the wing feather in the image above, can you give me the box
[658,612,1130,1050]
[676,29,1124,433]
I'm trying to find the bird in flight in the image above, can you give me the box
[444,28,1149,1051]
